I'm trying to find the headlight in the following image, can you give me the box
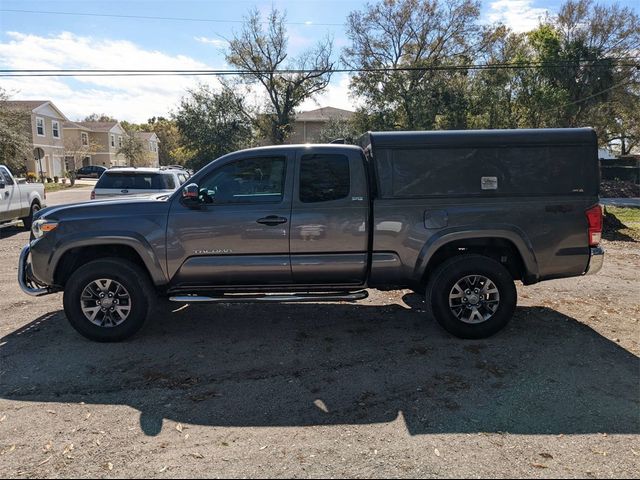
[32,219,59,239]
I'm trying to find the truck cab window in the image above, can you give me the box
[200,156,286,204]
[299,154,350,203]
[0,167,14,185]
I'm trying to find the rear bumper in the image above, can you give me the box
[584,246,605,275]
[18,244,54,296]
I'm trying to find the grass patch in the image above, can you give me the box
[43,183,90,193]
[603,206,640,242]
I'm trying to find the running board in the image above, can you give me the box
[169,290,369,303]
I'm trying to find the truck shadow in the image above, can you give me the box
[0,225,26,240]
[1,300,638,437]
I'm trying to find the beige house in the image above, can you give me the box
[63,121,129,168]
[134,132,160,167]
[4,100,68,178]
[286,107,355,144]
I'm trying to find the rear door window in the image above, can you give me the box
[299,154,350,203]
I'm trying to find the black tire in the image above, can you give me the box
[426,254,517,339]
[21,202,40,231]
[63,258,155,342]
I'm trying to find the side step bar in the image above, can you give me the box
[169,290,369,303]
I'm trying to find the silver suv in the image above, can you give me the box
[90,167,190,200]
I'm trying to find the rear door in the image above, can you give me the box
[290,149,370,285]
[167,152,294,287]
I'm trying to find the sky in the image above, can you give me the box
[0,0,637,122]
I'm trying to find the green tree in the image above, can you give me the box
[316,118,361,144]
[226,8,334,144]
[83,113,117,122]
[343,0,482,131]
[119,120,141,132]
[174,85,254,170]
[594,82,640,155]
[117,132,147,167]
[141,117,185,166]
[0,88,32,174]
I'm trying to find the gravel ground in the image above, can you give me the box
[0,193,638,478]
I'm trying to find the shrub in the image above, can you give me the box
[54,176,59,183]
[26,172,37,183]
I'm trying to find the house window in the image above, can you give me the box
[119,136,123,148]
[111,134,115,147]
[36,117,45,136]
[52,121,60,138]
[81,132,88,146]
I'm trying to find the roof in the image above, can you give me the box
[3,100,50,110]
[134,132,158,141]
[74,121,120,132]
[3,100,68,120]
[63,121,92,130]
[361,128,598,149]
[295,107,355,122]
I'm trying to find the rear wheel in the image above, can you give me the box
[21,202,40,231]
[426,255,517,339]
[63,258,155,342]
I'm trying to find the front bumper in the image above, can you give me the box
[18,244,53,296]
[584,246,605,275]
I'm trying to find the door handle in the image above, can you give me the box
[256,215,288,226]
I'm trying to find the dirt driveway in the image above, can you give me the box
[0,226,638,478]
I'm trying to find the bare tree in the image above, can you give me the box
[226,8,334,144]
[63,135,99,185]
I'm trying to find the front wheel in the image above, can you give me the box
[21,202,40,231]
[63,258,155,342]
[426,255,517,339]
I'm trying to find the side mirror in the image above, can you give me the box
[0,181,5,189]
[181,183,200,208]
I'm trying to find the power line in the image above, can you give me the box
[0,8,343,27]
[1,60,638,77]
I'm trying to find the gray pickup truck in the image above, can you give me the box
[18,128,604,342]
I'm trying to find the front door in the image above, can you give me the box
[167,153,294,288]
[0,166,17,222]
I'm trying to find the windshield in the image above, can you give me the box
[95,172,175,190]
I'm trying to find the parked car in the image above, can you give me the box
[0,165,46,229]
[75,165,107,179]
[90,167,188,200]
[19,128,604,342]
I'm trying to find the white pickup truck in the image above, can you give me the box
[0,165,46,229]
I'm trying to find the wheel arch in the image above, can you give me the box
[51,236,167,288]
[415,227,539,286]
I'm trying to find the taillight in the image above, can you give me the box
[586,204,603,246]
[90,190,95,200]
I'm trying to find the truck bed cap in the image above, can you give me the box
[361,128,597,149]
